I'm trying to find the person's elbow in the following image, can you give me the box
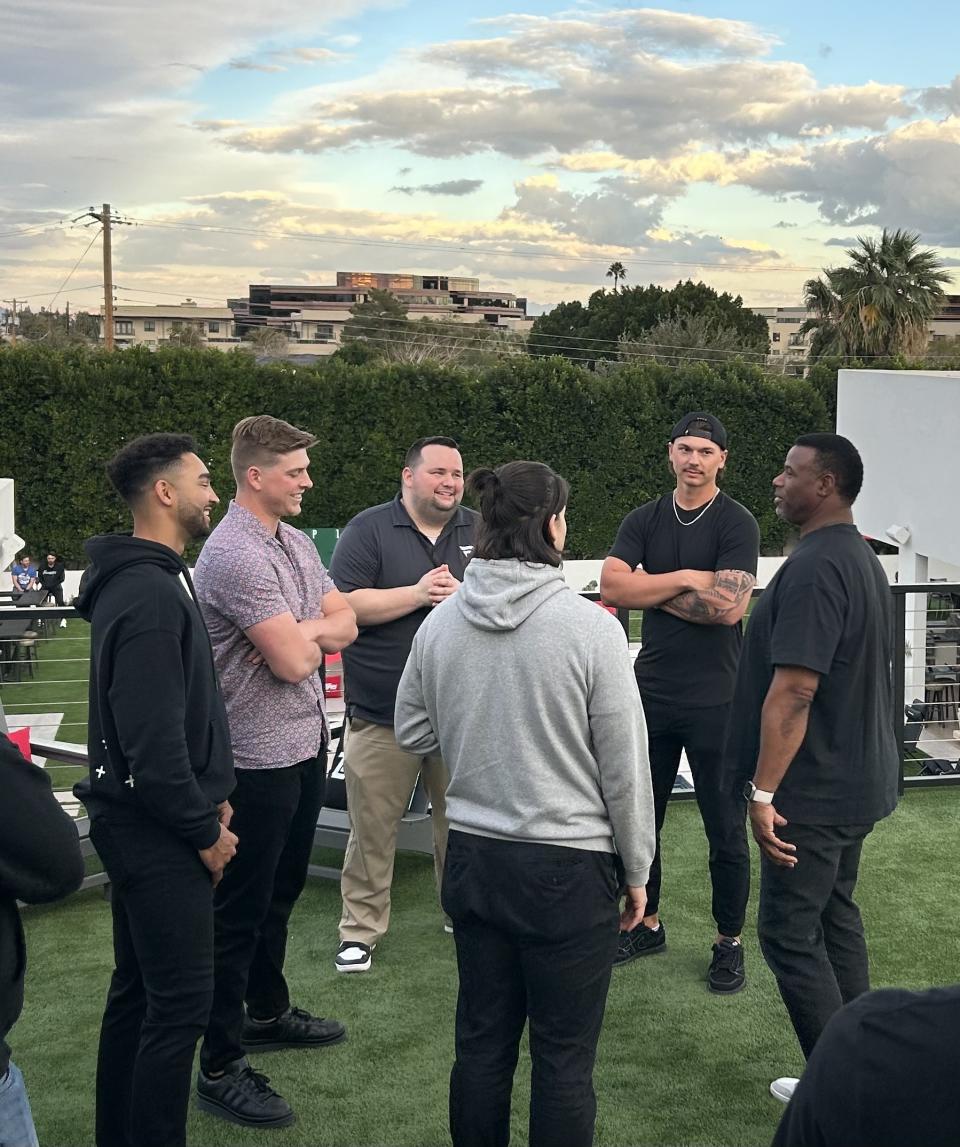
[328,614,359,652]
[600,566,628,607]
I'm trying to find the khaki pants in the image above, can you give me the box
[338,718,449,946]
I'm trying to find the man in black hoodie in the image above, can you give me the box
[1,730,84,1147]
[73,433,237,1147]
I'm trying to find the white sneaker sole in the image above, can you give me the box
[770,1078,798,1104]
[335,957,371,973]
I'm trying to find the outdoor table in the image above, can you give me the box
[0,618,31,683]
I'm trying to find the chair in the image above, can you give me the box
[925,667,960,724]
[16,633,37,679]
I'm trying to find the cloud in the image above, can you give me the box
[774,220,798,228]
[217,10,913,165]
[919,76,960,116]
[228,58,286,73]
[390,179,484,196]
[823,236,865,246]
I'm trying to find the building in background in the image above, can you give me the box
[229,272,531,353]
[99,301,239,350]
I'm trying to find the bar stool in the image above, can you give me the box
[16,632,38,679]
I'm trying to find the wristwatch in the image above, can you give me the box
[743,780,776,805]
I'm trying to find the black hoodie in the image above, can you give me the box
[1,733,84,1075]
[73,535,234,850]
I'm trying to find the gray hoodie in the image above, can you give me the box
[395,559,655,886]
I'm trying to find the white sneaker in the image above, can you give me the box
[59,618,68,629]
[335,940,374,973]
[770,1077,799,1104]
[443,923,454,935]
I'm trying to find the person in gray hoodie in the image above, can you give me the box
[395,460,655,1147]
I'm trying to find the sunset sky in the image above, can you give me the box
[4,0,960,315]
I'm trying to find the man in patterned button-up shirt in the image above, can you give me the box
[193,416,358,1131]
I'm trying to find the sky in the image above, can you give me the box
[3,0,960,316]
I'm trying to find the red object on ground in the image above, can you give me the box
[324,652,343,699]
[6,726,32,760]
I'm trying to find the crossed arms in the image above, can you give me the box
[600,558,755,626]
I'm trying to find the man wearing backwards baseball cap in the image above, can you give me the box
[601,411,759,993]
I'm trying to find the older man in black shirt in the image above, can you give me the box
[725,433,899,1103]
[602,412,759,994]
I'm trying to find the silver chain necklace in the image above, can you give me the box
[672,489,719,526]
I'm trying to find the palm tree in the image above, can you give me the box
[801,229,951,360]
[606,261,627,293]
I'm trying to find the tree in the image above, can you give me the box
[530,279,769,365]
[340,288,410,351]
[606,261,627,293]
[801,229,952,360]
[619,310,749,368]
[243,326,289,357]
[170,324,204,349]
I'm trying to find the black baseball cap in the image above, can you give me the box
[669,411,727,450]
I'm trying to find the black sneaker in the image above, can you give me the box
[335,940,374,973]
[708,937,746,994]
[196,1056,295,1128]
[613,921,666,966]
[242,1006,346,1052]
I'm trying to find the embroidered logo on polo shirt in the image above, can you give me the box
[460,546,474,557]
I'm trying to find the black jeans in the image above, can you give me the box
[201,755,325,1074]
[758,820,873,1059]
[443,830,620,1147]
[641,696,750,936]
[90,815,214,1147]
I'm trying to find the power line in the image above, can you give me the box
[123,215,824,274]
[47,229,102,311]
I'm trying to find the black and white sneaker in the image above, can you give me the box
[613,920,667,966]
[707,937,746,994]
[196,1056,295,1128]
[335,940,374,973]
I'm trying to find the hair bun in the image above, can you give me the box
[466,466,499,497]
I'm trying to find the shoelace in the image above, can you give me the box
[241,1066,280,1097]
[712,942,741,971]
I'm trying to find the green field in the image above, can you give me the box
[15,788,960,1147]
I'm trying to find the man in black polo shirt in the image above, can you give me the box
[330,436,478,973]
[601,412,759,993]
[725,433,899,1103]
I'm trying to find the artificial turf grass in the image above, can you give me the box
[16,789,960,1147]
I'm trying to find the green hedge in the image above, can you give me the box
[0,344,829,561]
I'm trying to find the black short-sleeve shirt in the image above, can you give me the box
[609,492,759,707]
[330,494,479,726]
[724,524,899,825]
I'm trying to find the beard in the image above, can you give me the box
[179,504,212,540]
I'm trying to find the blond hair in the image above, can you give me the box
[231,415,318,484]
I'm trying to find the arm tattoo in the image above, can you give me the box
[661,570,756,624]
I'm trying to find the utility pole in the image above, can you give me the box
[76,204,129,350]
[101,203,115,350]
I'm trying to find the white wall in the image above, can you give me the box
[837,369,960,568]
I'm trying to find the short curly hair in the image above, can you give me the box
[105,433,197,507]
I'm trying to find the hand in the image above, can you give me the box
[199,822,238,885]
[620,884,647,931]
[684,569,717,592]
[415,565,460,608]
[217,800,233,829]
[749,802,797,868]
[244,647,265,667]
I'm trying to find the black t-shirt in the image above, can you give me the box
[772,985,960,1147]
[331,494,479,726]
[724,524,899,825]
[609,491,759,707]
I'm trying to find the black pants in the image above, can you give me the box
[40,585,64,606]
[90,816,214,1147]
[201,755,325,1073]
[641,696,750,936]
[442,830,620,1147]
[758,820,873,1060]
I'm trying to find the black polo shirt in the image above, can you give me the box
[331,494,479,726]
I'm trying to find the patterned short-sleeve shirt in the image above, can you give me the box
[194,501,335,769]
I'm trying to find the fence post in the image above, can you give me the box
[892,588,906,795]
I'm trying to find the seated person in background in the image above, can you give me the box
[772,983,960,1147]
[10,555,37,596]
[38,553,69,628]
[1,729,85,1147]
